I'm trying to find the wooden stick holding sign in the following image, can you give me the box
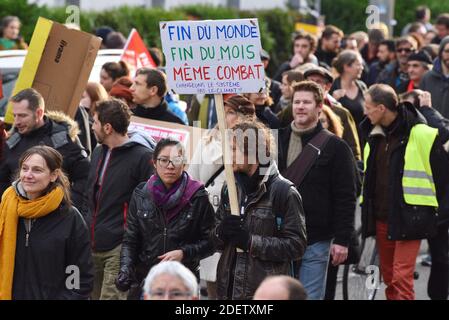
[213,94,242,252]
[159,18,266,253]
[214,94,239,215]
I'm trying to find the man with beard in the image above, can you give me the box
[130,68,184,125]
[367,40,396,86]
[420,36,449,119]
[315,25,343,70]
[86,98,154,300]
[378,36,418,93]
[273,31,318,82]
[278,81,358,299]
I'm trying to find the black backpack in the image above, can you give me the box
[270,178,300,278]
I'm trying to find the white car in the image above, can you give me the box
[0,49,122,116]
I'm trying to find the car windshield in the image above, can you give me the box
[0,68,20,117]
[0,49,122,117]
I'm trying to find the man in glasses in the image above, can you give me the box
[378,36,418,93]
[143,261,198,300]
[86,98,155,300]
[421,35,449,119]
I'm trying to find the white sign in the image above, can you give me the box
[129,122,190,145]
[160,19,266,95]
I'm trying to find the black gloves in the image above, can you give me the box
[217,215,241,241]
[231,226,250,251]
[115,270,132,292]
[217,215,251,251]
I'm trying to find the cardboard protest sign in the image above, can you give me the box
[130,116,204,162]
[121,28,156,73]
[4,17,101,124]
[159,19,266,95]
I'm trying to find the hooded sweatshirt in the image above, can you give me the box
[86,130,155,252]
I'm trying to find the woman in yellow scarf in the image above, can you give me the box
[0,146,93,300]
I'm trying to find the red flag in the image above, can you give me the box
[121,29,156,71]
[0,70,3,99]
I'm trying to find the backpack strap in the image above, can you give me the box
[271,178,295,232]
[270,177,299,278]
[282,129,333,187]
[205,165,225,188]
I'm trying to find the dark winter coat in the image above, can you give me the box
[214,162,307,300]
[86,131,155,252]
[420,58,449,119]
[119,179,215,284]
[12,202,94,300]
[132,100,184,125]
[360,103,449,240]
[278,122,358,247]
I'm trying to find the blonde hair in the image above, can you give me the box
[321,105,343,138]
[84,82,109,115]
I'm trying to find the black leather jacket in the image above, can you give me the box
[119,180,215,284]
[214,163,307,300]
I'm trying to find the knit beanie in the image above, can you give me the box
[224,95,256,116]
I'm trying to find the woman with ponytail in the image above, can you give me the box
[0,146,93,300]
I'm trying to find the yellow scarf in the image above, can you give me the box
[0,185,64,300]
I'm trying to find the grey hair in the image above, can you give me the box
[143,261,198,297]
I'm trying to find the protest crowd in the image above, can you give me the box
[0,4,449,301]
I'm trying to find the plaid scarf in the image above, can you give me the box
[147,172,203,223]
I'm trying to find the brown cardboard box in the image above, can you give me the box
[5,18,101,123]
[33,20,101,118]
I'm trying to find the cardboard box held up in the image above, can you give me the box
[5,17,101,124]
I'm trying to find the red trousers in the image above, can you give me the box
[376,221,421,300]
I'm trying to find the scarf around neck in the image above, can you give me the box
[147,172,203,223]
[0,184,64,300]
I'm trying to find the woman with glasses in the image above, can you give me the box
[116,138,215,300]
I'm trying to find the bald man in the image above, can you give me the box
[253,276,308,300]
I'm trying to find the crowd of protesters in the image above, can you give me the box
[0,5,449,301]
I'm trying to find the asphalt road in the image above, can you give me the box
[334,241,431,300]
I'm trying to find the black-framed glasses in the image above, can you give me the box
[156,157,184,168]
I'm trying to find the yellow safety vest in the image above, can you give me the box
[362,123,438,207]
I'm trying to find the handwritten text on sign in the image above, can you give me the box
[160,19,266,94]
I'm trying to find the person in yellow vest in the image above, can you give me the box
[361,83,449,300]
